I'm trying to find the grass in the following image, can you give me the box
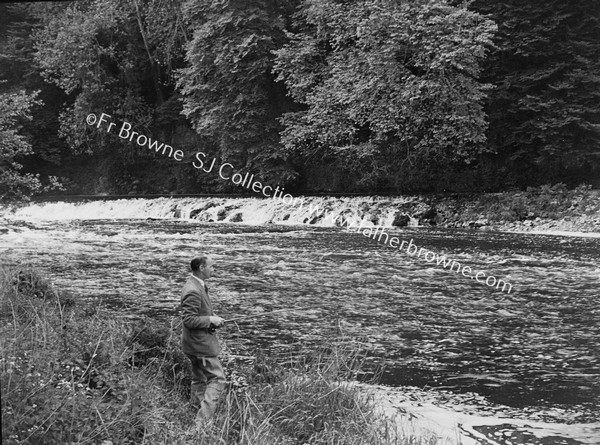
[0,266,437,444]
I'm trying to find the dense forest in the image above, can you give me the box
[1,0,598,200]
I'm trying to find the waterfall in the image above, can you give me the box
[2,196,427,227]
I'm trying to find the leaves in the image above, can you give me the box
[3,0,598,195]
[177,0,300,187]
[471,0,600,184]
[273,0,497,189]
[0,89,44,201]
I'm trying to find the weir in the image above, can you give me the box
[5,196,421,227]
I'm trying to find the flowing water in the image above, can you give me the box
[1,198,599,444]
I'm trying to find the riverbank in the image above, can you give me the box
[0,267,436,445]
[415,184,600,234]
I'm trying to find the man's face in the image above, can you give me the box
[199,257,214,280]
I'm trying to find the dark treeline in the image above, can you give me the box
[1,0,598,200]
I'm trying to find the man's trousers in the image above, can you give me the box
[186,355,226,420]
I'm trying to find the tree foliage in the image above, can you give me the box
[33,1,148,156]
[0,4,70,178]
[33,0,188,158]
[0,89,43,200]
[177,0,300,187]
[471,0,600,186]
[1,0,598,196]
[273,0,497,189]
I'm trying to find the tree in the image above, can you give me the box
[0,4,71,177]
[33,0,189,151]
[273,0,497,190]
[470,0,600,187]
[33,0,152,157]
[0,89,43,201]
[30,0,193,193]
[177,0,300,188]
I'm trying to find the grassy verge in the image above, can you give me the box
[1,267,435,444]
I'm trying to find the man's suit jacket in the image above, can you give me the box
[180,276,220,356]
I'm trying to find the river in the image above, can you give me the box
[1,197,599,444]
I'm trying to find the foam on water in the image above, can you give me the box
[4,196,412,227]
[361,383,600,445]
[5,197,599,241]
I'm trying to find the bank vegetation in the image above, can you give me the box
[0,266,435,444]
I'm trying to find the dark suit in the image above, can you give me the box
[180,275,225,419]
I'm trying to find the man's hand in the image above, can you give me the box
[209,316,224,328]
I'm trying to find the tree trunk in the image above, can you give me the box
[133,0,164,105]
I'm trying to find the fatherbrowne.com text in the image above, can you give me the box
[191,150,513,294]
[302,202,513,294]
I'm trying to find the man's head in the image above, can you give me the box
[191,255,214,280]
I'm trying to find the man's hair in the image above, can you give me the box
[190,256,208,271]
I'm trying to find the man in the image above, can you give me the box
[180,255,226,422]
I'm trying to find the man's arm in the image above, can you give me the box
[181,292,212,329]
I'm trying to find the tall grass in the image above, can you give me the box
[1,267,436,444]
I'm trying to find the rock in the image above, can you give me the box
[189,208,202,219]
[416,206,437,226]
[189,202,218,219]
[230,212,243,222]
[217,205,236,221]
[217,208,228,221]
[392,212,410,227]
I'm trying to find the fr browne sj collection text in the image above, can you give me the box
[86,112,289,199]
